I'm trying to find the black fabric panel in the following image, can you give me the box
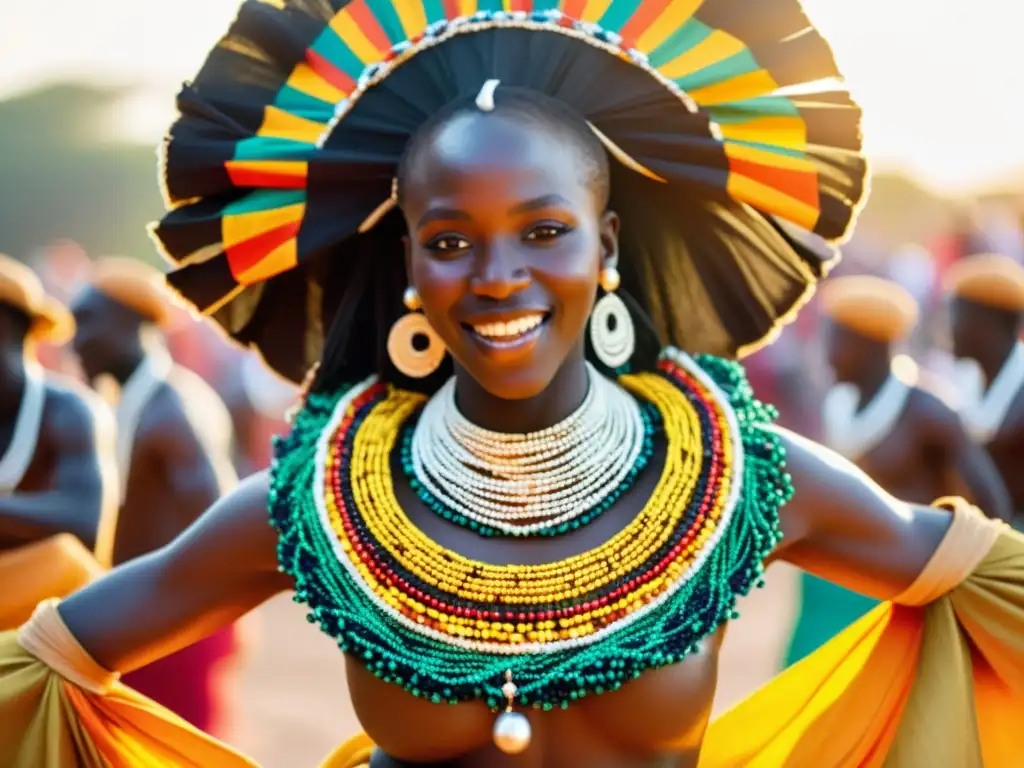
[152,199,228,264]
[165,256,238,314]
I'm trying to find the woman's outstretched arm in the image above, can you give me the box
[769,426,954,598]
[58,470,292,673]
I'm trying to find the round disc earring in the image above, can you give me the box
[388,289,445,378]
[589,268,634,369]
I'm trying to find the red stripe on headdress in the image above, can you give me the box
[226,221,301,281]
[346,0,393,53]
[561,0,586,20]
[728,158,820,209]
[617,0,675,48]
[227,169,307,190]
[307,50,357,95]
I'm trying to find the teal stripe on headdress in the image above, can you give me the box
[598,0,642,32]
[274,86,334,114]
[477,0,504,12]
[235,137,318,162]
[366,0,407,46]
[675,49,759,92]
[647,18,711,69]
[311,30,367,82]
[720,138,807,160]
[421,0,447,25]
[709,96,799,124]
[225,189,306,216]
[534,0,559,10]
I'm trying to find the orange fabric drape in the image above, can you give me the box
[0,629,256,768]
[0,535,103,630]
[699,528,1024,767]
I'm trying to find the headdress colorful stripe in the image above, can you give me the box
[153,0,866,383]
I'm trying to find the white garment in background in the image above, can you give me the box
[957,342,1024,444]
[821,356,918,460]
[0,367,46,495]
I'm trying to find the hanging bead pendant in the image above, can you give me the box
[492,670,532,755]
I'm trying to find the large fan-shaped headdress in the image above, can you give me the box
[153,0,866,384]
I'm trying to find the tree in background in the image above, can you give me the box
[0,84,164,262]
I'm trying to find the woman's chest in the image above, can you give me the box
[346,625,725,765]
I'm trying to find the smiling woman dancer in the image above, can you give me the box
[2,2,1023,767]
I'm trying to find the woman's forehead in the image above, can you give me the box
[402,112,593,209]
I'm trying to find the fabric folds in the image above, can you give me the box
[0,603,255,768]
[699,525,1024,767]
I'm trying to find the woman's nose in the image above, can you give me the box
[469,240,530,300]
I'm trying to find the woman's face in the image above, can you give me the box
[400,111,618,400]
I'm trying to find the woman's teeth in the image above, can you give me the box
[471,313,545,340]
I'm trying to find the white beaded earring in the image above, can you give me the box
[387,287,445,378]
[589,266,635,369]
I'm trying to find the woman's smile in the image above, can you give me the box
[462,310,552,356]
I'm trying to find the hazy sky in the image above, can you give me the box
[2,0,1020,193]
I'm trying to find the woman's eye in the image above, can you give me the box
[523,223,570,242]
[426,235,471,252]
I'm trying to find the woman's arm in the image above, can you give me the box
[768,426,954,599]
[57,470,292,673]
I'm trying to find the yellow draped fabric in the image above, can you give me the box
[1,529,1022,767]
[0,633,257,768]
[0,535,103,630]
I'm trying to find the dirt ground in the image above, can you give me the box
[227,564,801,767]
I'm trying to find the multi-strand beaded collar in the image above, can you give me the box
[270,349,791,720]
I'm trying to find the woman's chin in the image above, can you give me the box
[452,348,569,403]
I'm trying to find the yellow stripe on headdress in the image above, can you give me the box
[286,63,347,104]
[944,253,1024,313]
[690,70,780,108]
[657,30,746,81]
[392,1,428,40]
[718,115,806,150]
[819,275,920,343]
[257,106,325,144]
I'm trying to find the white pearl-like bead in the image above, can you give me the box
[493,711,532,755]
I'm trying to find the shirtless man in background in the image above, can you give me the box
[0,254,115,628]
[70,257,242,737]
[785,274,1011,665]
[946,253,1024,531]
